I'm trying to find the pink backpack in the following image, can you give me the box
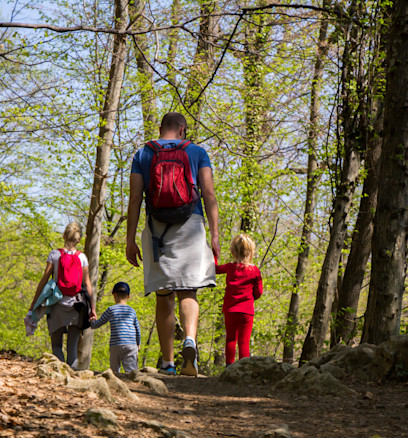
[57,249,83,296]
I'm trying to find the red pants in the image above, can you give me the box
[224,312,254,364]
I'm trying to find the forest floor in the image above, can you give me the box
[0,350,407,438]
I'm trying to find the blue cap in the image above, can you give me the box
[112,282,130,295]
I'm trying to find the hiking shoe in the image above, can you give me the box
[158,364,177,375]
[180,339,198,377]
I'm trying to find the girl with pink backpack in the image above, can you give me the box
[28,222,96,368]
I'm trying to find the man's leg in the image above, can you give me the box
[177,290,199,376]
[177,290,199,340]
[156,291,176,362]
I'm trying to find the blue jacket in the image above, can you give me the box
[32,279,63,322]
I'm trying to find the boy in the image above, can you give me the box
[91,282,141,373]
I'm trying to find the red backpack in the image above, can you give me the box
[146,140,199,224]
[145,140,199,262]
[57,249,83,296]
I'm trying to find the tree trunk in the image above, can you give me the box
[131,1,158,141]
[240,10,271,233]
[283,1,330,363]
[332,4,390,345]
[300,147,361,364]
[362,0,408,345]
[77,0,129,370]
[84,0,129,289]
[300,3,363,363]
[184,0,218,132]
[333,104,382,344]
[166,0,181,88]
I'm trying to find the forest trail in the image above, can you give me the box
[0,350,407,438]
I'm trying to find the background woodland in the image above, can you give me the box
[1,0,407,373]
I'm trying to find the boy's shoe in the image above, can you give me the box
[180,339,198,377]
[158,364,177,375]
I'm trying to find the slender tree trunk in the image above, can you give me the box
[283,1,330,363]
[142,318,156,367]
[77,0,129,370]
[334,105,382,344]
[184,0,219,132]
[300,4,363,364]
[84,0,129,288]
[362,0,408,345]
[300,148,361,364]
[166,0,181,90]
[131,1,158,140]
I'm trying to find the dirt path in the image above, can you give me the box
[0,350,407,437]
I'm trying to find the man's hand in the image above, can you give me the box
[126,241,143,267]
[89,309,97,321]
[211,235,221,259]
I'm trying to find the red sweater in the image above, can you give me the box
[215,262,263,315]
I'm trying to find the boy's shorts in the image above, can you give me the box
[110,344,138,373]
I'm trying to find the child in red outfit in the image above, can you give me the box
[215,234,263,365]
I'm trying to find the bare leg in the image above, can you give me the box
[177,290,199,340]
[178,290,199,376]
[155,291,176,362]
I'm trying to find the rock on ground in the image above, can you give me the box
[36,354,139,402]
[129,370,169,395]
[273,365,357,397]
[85,407,118,427]
[306,335,408,382]
[219,356,293,384]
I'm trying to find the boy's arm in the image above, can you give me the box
[91,308,111,329]
[134,315,141,346]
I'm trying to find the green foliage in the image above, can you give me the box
[0,0,397,372]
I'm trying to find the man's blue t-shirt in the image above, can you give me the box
[131,139,211,216]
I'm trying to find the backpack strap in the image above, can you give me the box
[146,140,162,152]
[177,140,192,149]
[58,249,65,256]
[146,140,191,153]
[148,215,172,263]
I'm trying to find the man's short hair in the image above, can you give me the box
[160,112,187,132]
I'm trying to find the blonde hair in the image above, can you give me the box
[230,234,255,264]
[63,222,82,245]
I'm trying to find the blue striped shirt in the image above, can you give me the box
[91,304,141,346]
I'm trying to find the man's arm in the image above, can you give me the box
[126,173,144,267]
[199,166,220,258]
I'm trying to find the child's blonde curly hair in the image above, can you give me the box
[230,234,255,264]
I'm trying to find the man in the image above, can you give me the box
[126,112,220,376]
